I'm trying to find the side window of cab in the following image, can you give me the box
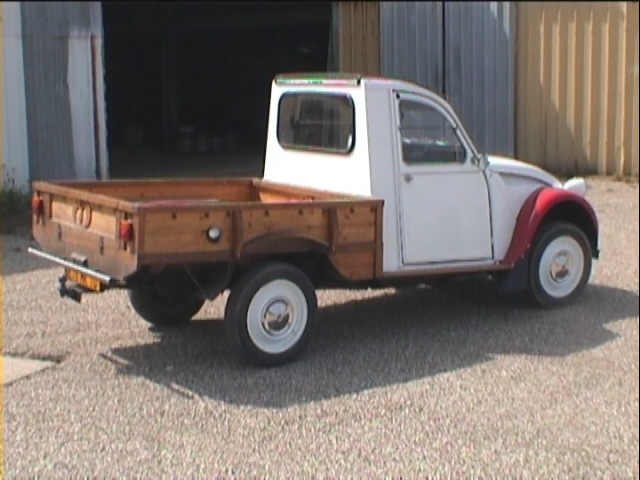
[399,99,467,165]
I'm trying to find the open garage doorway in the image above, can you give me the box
[102,1,334,179]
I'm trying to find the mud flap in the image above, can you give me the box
[496,251,530,294]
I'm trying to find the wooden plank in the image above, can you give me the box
[241,207,330,253]
[335,205,376,223]
[333,242,377,253]
[51,177,253,191]
[327,207,338,252]
[135,201,377,260]
[329,249,375,281]
[32,222,138,280]
[254,178,357,200]
[50,197,117,238]
[138,251,231,268]
[32,181,139,213]
[133,212,144,257]
[336,205,376,244]
[243,206,326,233]
[258,191,301,203]
[36,178,255,203]
[338,224,375,244]
[141,210,233,255]
[90,180,252,202]
[232,210,243,259]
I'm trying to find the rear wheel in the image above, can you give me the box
[528,221,592,308]
[128,288,205,328]
[224,262,318,367]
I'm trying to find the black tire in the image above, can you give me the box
[528,221,592,308]
[128,288,205,328]
[224,262,318,367]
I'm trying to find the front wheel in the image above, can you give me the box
[528,221,593,308]
[224,262,318,367]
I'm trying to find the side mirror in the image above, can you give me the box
[476,154,489,170]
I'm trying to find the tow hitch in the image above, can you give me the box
[28,247,119,303]
[57,274,84,303]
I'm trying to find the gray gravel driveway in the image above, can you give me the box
[2,177,638,479]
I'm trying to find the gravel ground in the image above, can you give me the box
[2,177,638,479]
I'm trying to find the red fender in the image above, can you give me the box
[501,187,599,266]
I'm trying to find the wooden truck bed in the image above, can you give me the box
[30,178,384,283]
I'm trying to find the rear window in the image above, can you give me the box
[277,92,355,154]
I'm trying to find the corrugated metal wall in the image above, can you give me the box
[516,2,639,176]
[20,1,108,182]
[379,2,444,93]
[2,1,31,191]
[337,1,380,75]
[380,1,516,157]
[444,2,515,157]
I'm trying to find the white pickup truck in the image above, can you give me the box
[29,73,600,367]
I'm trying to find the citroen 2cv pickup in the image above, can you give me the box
[29,73,600,366]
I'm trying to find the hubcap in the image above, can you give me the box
[261,298,294,335]
[538,235,585,299]
[246,279,308,355]
[549,251,572,282]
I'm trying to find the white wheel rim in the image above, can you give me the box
[538,235,585,299]
[246,279,308,355]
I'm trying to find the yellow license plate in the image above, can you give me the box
[65,268,104,292]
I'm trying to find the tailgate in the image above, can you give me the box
[31,182,139,281]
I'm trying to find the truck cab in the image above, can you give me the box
[263,73,598,277]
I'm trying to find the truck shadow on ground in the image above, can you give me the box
[107,281,638,408]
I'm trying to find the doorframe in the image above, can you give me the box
[391,89,495,269]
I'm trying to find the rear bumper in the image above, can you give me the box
[27,247,115,284]
[28,247,125,303]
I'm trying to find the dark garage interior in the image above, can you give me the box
[102,1,334,179]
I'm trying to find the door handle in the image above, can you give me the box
[403,174,414,183]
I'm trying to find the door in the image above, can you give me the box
[395,92,493,265]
